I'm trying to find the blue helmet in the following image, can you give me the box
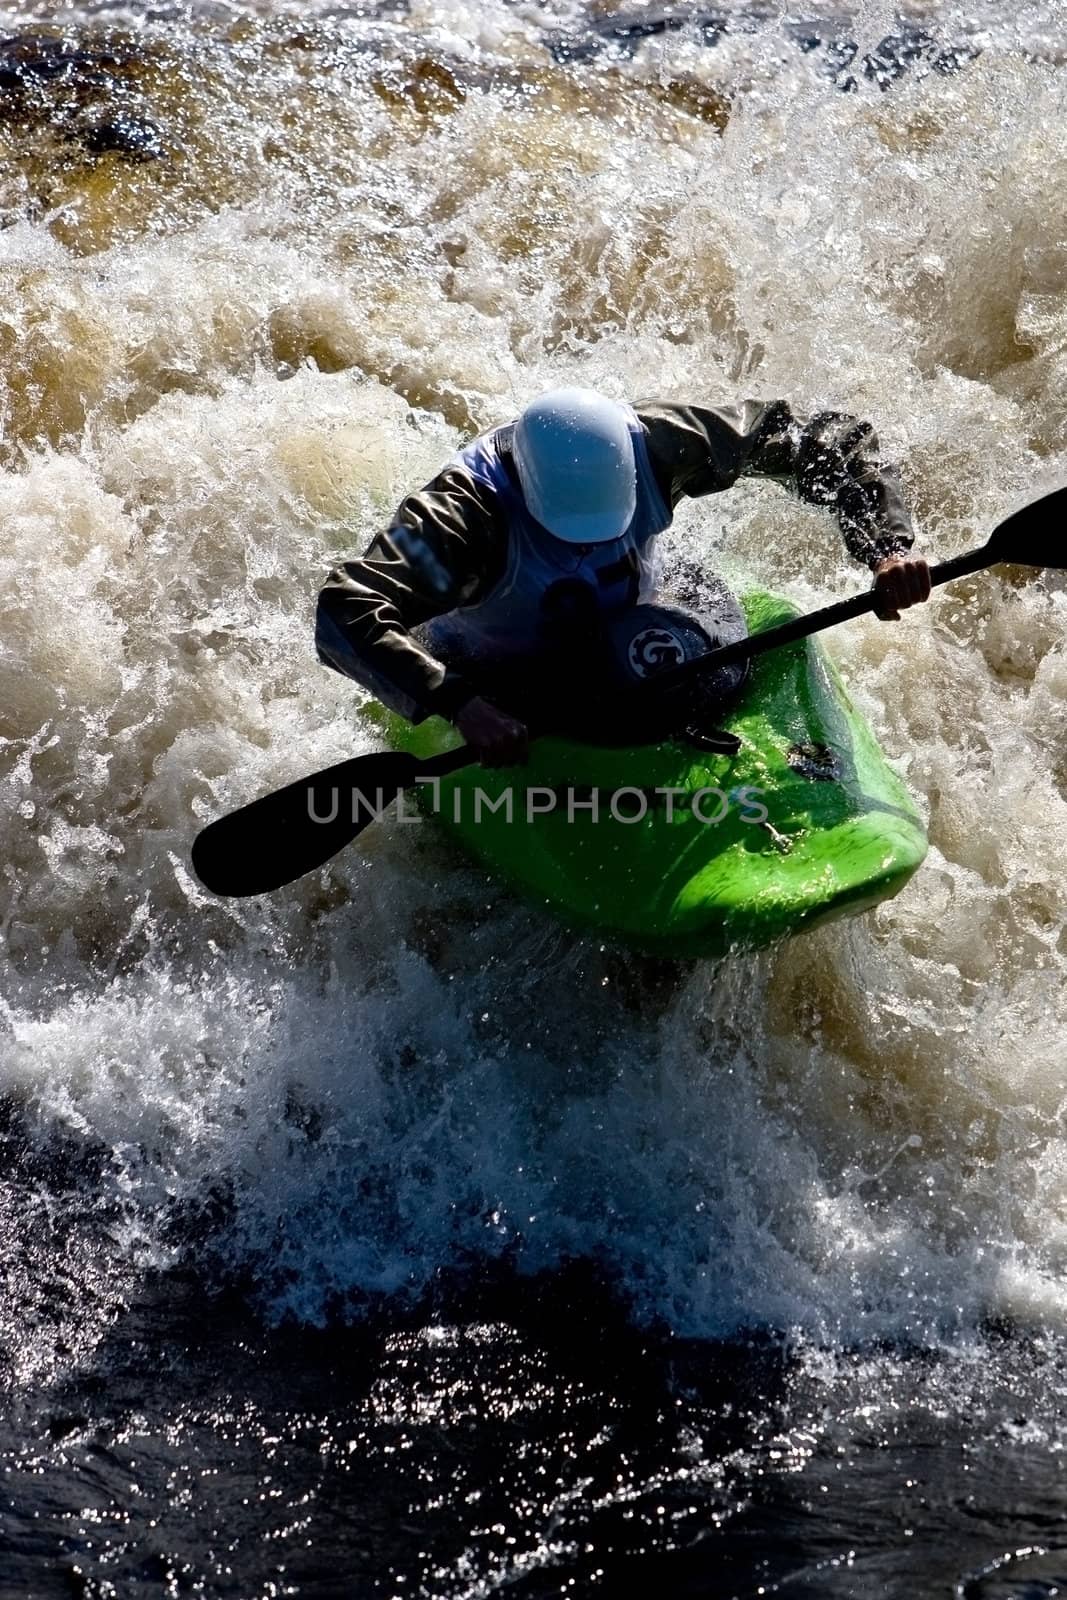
[512,388,637,544]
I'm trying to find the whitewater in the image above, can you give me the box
[0,1,1065,1594]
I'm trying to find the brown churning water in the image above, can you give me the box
[0,0,1064,1342]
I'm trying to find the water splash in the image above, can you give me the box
[0,0,1064,1356]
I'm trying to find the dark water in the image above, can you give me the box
[3,1098,1067,1599]
[5,1264,1067,1597]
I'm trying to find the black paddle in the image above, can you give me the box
[648,481,1066,689]
[191,485,1066,897]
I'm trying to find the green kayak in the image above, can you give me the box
[381,591,928,959]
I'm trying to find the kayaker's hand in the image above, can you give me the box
[872,554,932,621]
[454,697,529,767]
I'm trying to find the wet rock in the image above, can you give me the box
[545,33,599,66]
[791,25,858,81]
[544,8,981,92]
[862,27,942,89]
[790,21,982,92]
[547,7,726,64]
[79,112,165,161]
[0,30,170,157]
[0,32,144,116]
[595,9,701,47]
[862,27,981,90]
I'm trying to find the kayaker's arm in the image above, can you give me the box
[636,399,918,570]
[316,463,506,724]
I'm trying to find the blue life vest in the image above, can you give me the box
[423,406,672,664]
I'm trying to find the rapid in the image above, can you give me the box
[0,1,1065,1594]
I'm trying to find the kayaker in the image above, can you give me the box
[316,389,931,765]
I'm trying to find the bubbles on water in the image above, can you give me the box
[0,0,1064,1347]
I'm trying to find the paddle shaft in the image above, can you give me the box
[410,743,482,781]
[652,542,996,686]
[360,545,1000,783]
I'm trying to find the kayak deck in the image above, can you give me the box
[380,592,928,958]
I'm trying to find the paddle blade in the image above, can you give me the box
[191,750,421,897]
[986,484,1067,569]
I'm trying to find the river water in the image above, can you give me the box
[0,1,1066,1594]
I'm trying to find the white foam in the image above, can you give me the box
[0,0,1064,1343]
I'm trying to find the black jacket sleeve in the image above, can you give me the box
[315,460,507,723]
[636,399,916,568]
